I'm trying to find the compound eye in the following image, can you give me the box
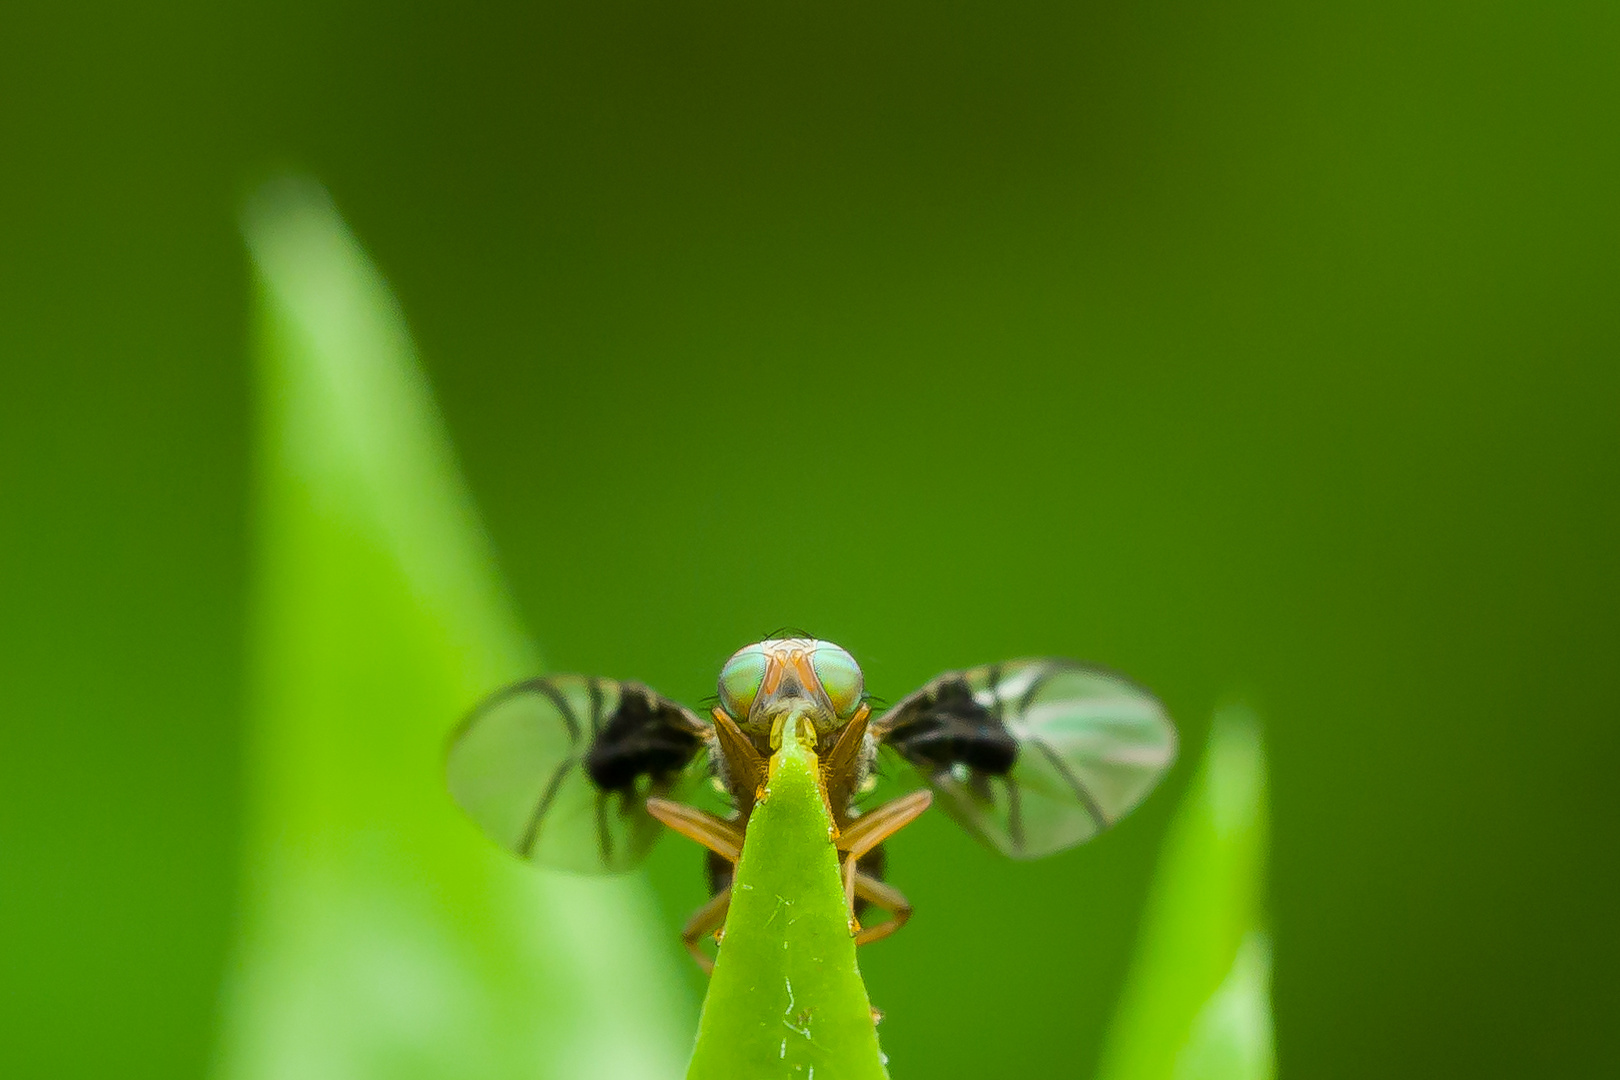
[718,643,769,720]
[810,642,864,719]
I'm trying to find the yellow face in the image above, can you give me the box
[716,638,865,736]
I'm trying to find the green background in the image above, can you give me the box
[4,1,1617,1077]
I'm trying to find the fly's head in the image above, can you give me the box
[717,638,865,752]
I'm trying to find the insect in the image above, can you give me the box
[446,636,1176,970]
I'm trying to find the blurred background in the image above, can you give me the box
[4,1,1618,1078]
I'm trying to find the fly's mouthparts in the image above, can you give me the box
[769,706,822,754]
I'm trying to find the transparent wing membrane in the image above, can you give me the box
[876,659,1176,859]
[446,675,710,873]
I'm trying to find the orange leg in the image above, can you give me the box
[838,790,933,858]
[852,871,914,946]
[820,704,872,815]
[680,885,732,974]
[710,706,767,817]
[835,790,933,913]
[646,798,746,863]
[822,702,870,775]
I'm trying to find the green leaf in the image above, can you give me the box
[214,179,692,1080]
[1096,705,1273,1080]
[686,715,889,1080]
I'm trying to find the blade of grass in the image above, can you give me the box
[685,714,889,1080]
[1095,705,1273,1080]
[214,178,691,1080]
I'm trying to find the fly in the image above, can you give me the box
[445,637,1177,970]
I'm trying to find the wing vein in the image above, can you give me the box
[1030,737,1110,834]
[587,678,604,738]
[532,679,582,743]
[594,793,613,869]
[520,756,578,857]
[1013,661,1062,718]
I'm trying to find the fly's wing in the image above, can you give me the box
[446,675,711,873]
[873,659,1176,859]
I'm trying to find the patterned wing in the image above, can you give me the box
[446,675,711,873]
[874,659,1176,859]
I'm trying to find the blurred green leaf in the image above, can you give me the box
[686,716,888,1080]
[1096,706,1273,1080]
[214,179,693,1080]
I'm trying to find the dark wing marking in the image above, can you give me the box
[447,674,712,873]
[875,675,1019,775]
[532,679,581,742]
[875,659,1175,859]
[518,755,577,855]
[584,684,709,791]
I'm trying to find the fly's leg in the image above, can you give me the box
[680,885,732,974]
[834,790,932,916]
[710,707,766,816]
[852,871,914,946]
[820,703,871,818]
[837,789,933,857]
[650,800,746,973]
[646,798,746,862]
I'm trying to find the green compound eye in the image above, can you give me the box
[810,642,864,718]
[718,644,769,720]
